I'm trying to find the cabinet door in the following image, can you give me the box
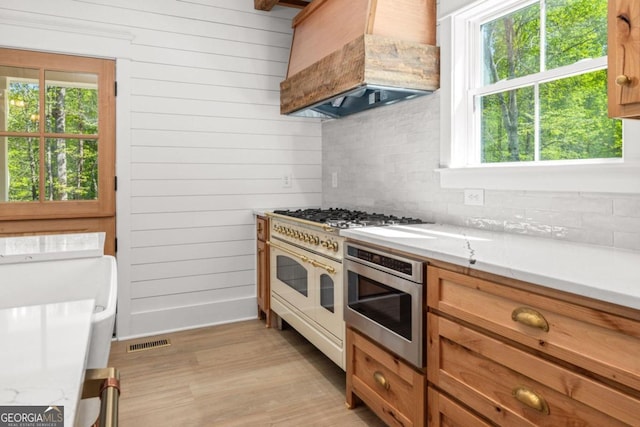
[256,215,270,323]
[346,327,425,427]
[427,387,491,427]
[257,238,269,322]
[257,216,268,241]
[608,0,640,118]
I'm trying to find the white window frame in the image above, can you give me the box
[437,0,640,194]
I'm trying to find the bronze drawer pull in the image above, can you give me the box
[511,307,549,332]
[373,371,390,390]
[512,386,550,415]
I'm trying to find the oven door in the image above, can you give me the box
[310,254,343,341]
[344,258,423,368]
[268,239,344,342]
[269,240,315,321]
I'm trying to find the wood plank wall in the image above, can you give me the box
[0,0,322,338]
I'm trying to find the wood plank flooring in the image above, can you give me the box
[108,319,387,426]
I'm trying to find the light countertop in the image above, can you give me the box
[0,299,94,426]
[340,223,640,311]
[0,233,105,264]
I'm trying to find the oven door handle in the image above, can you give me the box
[266,241,336,275]
[309,258,336,275]
[266,241,309,263]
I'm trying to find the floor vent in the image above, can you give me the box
[127,338,171,353]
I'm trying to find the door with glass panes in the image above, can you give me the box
[0,49,116,254]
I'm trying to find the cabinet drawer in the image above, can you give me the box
[346,327,425,427]
[257,216,268,241]
[428,313,639,426]
[428,387,491,427]
[427,266,640,391]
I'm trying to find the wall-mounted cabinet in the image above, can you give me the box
[608,0,640,118]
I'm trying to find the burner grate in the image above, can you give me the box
[273,208,425,228]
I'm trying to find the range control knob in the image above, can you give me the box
[322,240,339,251]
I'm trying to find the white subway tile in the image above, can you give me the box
[321,89,639,250]
[552,226,614,246]
[524,209,582,228]
[614,198,640,218]
[583,213,640,231]
[614,232,640,251]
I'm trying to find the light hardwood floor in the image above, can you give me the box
[108,319,387,426]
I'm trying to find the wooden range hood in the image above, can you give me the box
[280,0,440,118]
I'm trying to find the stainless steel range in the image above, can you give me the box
[266,208,424,370]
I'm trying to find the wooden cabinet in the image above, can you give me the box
[427,387,491,427]
[608,0,640,118]
[426,266,640,426]
[256,215,270,326]
[346,327,425,427]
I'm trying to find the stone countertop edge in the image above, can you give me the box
[0,232,105,264]
[340,223,640,312]
[0,299,95,426]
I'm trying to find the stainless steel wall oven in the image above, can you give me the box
[344,242,425,368]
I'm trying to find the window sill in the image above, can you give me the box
[436,161,640,194]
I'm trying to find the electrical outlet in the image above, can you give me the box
[464,189,484,206]
[282,174,292,188]
[331,172,338,188]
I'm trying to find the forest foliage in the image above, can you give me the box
[4,78,98,202]
[479,0,621,163]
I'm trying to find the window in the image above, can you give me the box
[0,48,116,252]
[2,68,100,202]
[439,0,640,193]
[477,0,619,164]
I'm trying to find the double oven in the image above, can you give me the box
[267,212,346,368]
[267,209,427,370]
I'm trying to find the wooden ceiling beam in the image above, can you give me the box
[255,0,309,11]
[254,0,279,11]
[277,0,309,9]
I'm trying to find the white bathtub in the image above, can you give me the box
[0,255,117,426]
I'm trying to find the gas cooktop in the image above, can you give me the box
[272,208,426,229]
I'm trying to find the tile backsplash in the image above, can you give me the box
[322,92,640,251]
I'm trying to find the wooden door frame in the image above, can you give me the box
[0,48,116,255]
